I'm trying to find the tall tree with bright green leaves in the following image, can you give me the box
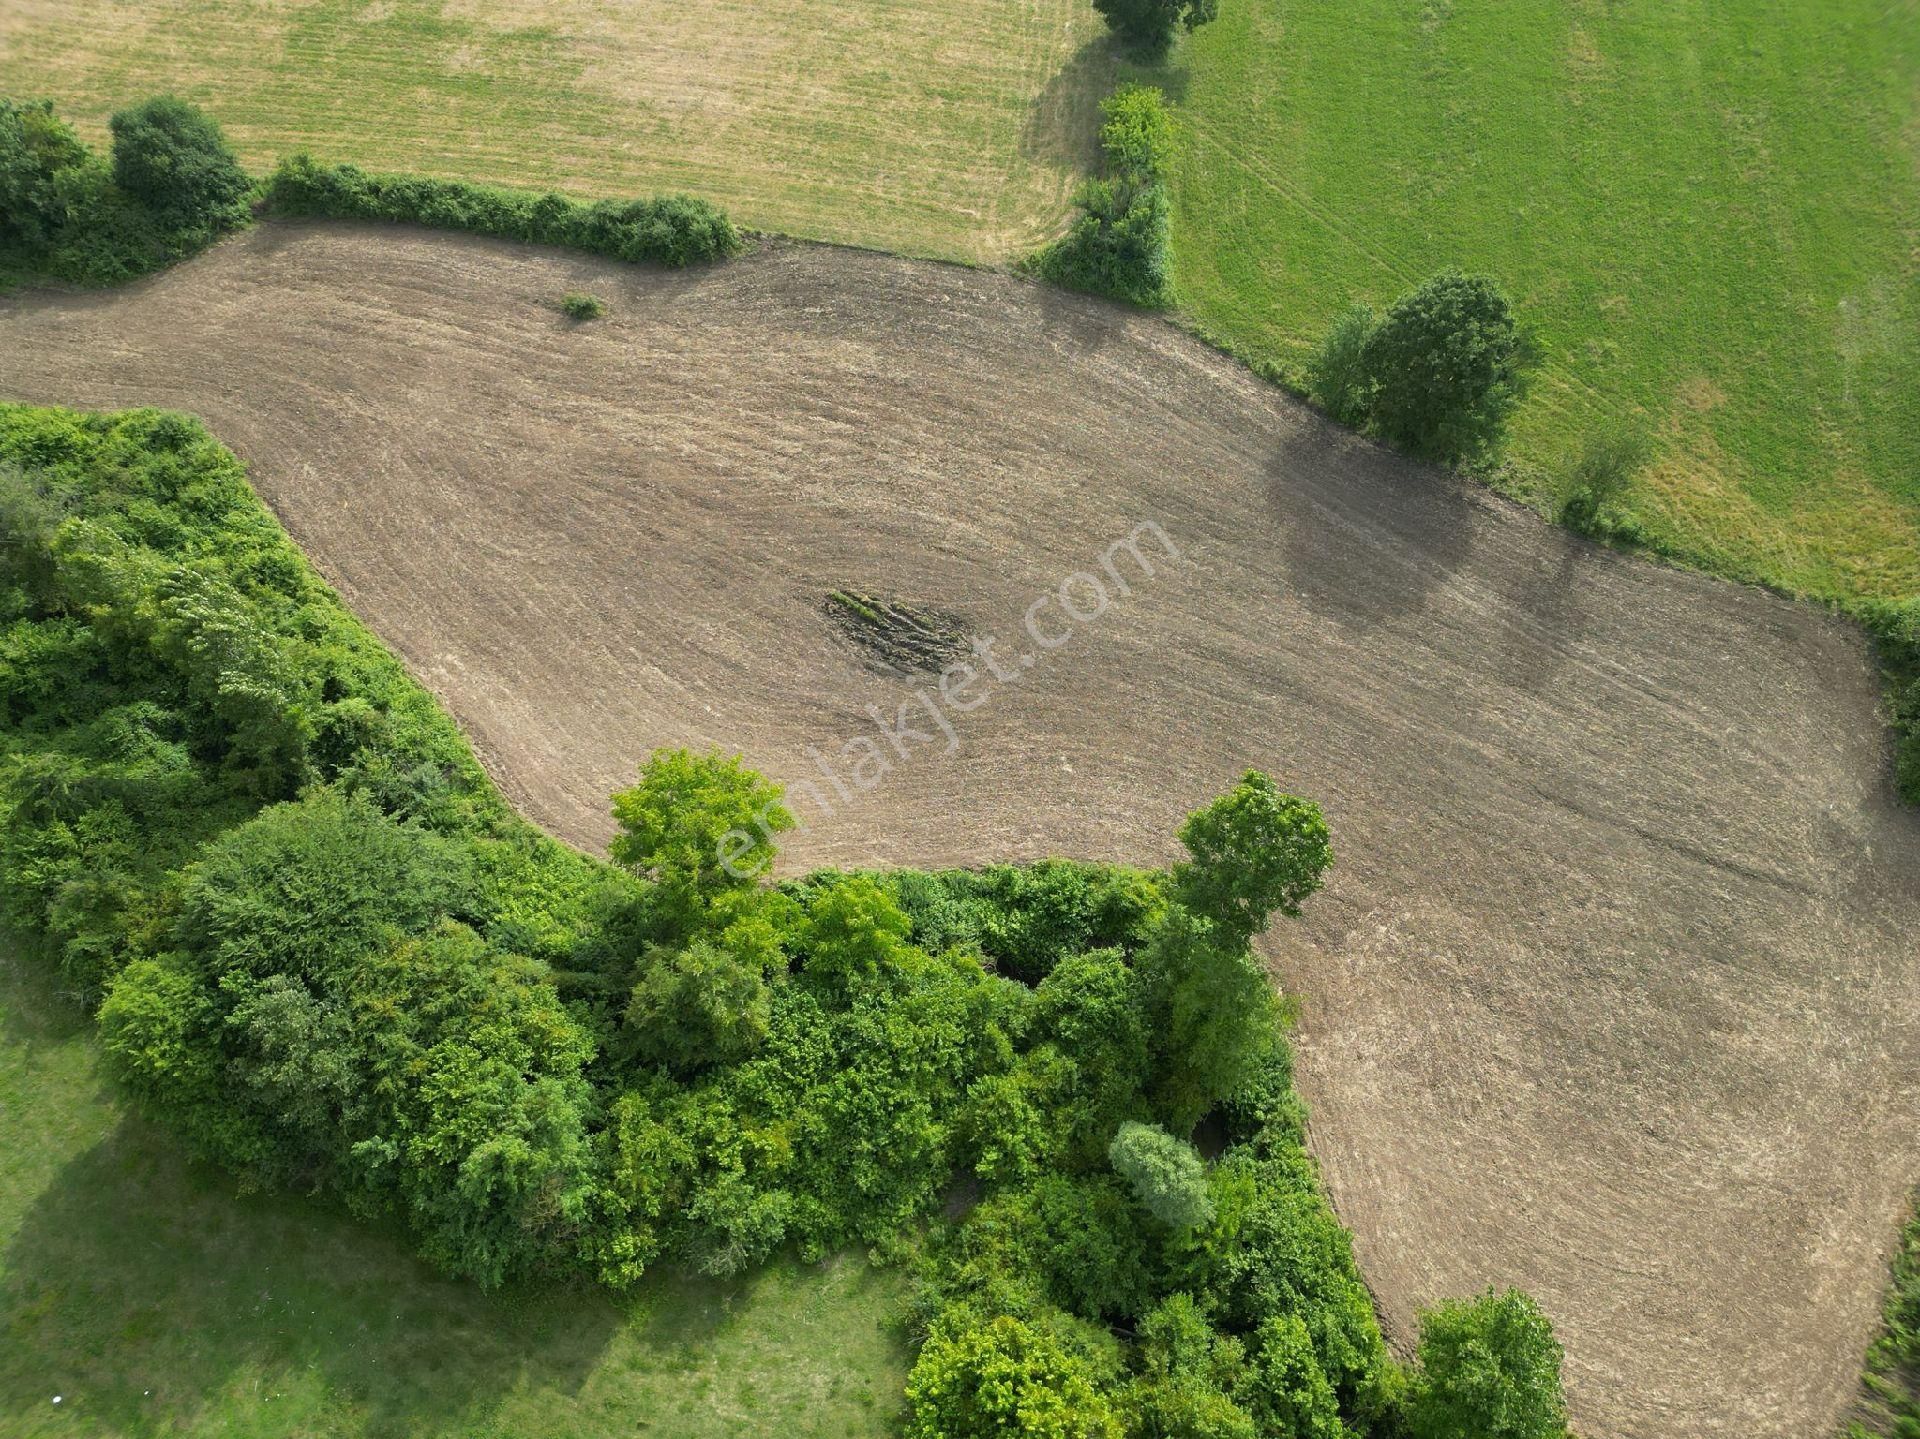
[1407,1289,1571,1439]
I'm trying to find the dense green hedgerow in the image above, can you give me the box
[0,95,251,286]
[266,154,741,268]
[0,401,1570,1434]
[1037,85,1174,308]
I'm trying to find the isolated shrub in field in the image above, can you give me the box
[1096,81,1176,176]
[1406,1289,1570,1439]
[108,96,251,231]
[561,290,605,319]
[1307,303,1378,428]
[1093,0,1219,54]
[1360,270,1537,465]
[1038,85,1174,308]
[1557,425,1651,539]
[267,154,741,267]
[1109,1121,1214,1230]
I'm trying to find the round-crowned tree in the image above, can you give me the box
[1109,1120,1214,1230]
[109,96,250,231]
[1092,0,1219,55]
[1407,1288,1571,1439]
[905,1313,1122,1439]
[1360,270,1536,465]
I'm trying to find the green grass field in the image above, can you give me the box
[0,0,1113,263]
[1154,0,1920,605]
[0,946,908,1439]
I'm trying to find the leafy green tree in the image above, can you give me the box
[0,99,88,247]
[1306,304,1378,429]
[1093,0,1219,54]
[609,748,792,935]
[1359,270,1537,465]
[795,873,913,985]
[1406,1289,1570,1439]
[108,96,250,231]
[1110,1120,1214,1231]
[177,787,471,988]
[1241,1315,1347,1439]
[1130,1379,1259,1439]
[1035,947,1150,1160]
[1147,919,1278,1132]
[906,1312,1123,1439]
[1557,425,1651,538]
[625,935,772,1070]
[1200,1150,1394,1418]
[346,922,599,1287]
[1173,770,1332,942]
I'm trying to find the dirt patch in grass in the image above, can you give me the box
[3,223,1919,1439]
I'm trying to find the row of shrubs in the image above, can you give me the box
[1036,84,1174,308]
[1,94,742,289]
[0,401,1573,1437]
[264,153,741,268]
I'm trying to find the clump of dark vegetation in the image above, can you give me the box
[0,94,251,286]
[1556,424,1653,544]
[267,155,740,267]
[824,590,970,675]
[1036,85,1173,309]
[1862,600,1920,806]
[1092,0,1218,56]
[0,400,1569,1434]
[561,290,606,320]
[1308,270,1539,467]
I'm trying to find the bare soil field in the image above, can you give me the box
[2,223,1917,1439]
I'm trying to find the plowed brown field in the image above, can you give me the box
[3,222,1917,1439]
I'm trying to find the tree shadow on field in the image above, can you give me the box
[0,1115,621,1437]
[1020,37,1119,181]
[0,938,91,1052]
[1489,529,1591,697]
[1265,421,1477,636]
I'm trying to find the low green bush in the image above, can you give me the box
[561,290,606,319]
[1557,425,1652,542]
[1037,85,1174,308]
[267,154,740,267]
[1306,304,1379,429]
